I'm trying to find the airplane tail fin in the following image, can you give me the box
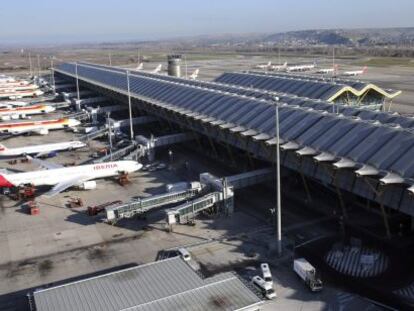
[152,64,162,73]
[362,66,368,73]
[0,143,7,151]
[189,69,199,80]
[267,61,271,66]
[136,63,143,70]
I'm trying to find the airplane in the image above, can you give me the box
[0,105,56,120]
[0,141,86,158]
[0,75,16,84]
[152,64,162,74]
[136,63,144,70]
[0,80,30,87]
[0,83,38,91]
[0,89,44,99]
[0,101,30,108]
[342,66,368,76]
[188,69,199,80]
[269,62,287,71]
[316,64,339,74]
[0,159,142,197]
[0,118,80,135]
[254,61,271,70]
[286,62,316,72]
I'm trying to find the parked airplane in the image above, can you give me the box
[0,159,142,197]
[0,105,55,120]
[189,69,200,80]
[152,64,162,74]
[0,89,44,99]
[316,64,338,74]
[342,66,368,76]
[0,75,16,84]
[0,80,30,87]
[0,118,80,135]
[0,141,86,158]
[269,62,288,71]
[0,101,30,108]
[286,63,316,72]
[254,61,271,70]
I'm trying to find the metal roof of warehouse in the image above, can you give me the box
[33,257,262,311]
[55,63,414,213]
[214,71,401,102]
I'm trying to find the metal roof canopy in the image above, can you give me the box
[215,72,401,102]
[33,257,262,311]
[54,63,414,215]
[74,62,413,130]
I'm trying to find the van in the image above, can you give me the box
[260,263,273,284]
[251,275,277,299]
[178,248,191,261]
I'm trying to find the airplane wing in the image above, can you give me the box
[43,175,90,197]
[27,156,63,170]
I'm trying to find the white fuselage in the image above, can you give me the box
[0,101,29,108]
[316,68,335,74]
[0,118,80,134]
[0,141,86,157]
[0,161,141,187]
[343,70,363,76]
[0,105,55,117]
[287,64,315,72]
[0,89,44,99]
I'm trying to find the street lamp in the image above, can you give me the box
[75,62,80,101]
[274,97,282,256]
[126,70,134,141]
[107,112,113,161]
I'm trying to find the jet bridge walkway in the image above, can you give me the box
[104,168,273,225]
[94,142,138,163]
[105,182,203,223]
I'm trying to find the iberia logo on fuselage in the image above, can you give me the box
[93,163,118,170]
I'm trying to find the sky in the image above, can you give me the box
[0,0,413,44]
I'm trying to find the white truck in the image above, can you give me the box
[293,258,323,292]
[251,276,277,300]
[260,263,273,285]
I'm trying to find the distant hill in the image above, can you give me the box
[264,28,414,46]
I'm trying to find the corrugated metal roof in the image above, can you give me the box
[33,257,262,311]
[214,72,401,101]
[54,62,414,214]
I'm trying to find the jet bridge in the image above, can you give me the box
[166,168,274,226]
[103,168,273,226]
[105,182,203,224]
[135,132,196,161]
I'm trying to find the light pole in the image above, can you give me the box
[37,54,41,84]
[75,62,80,101]
[28,52,33,77]
[107,112,113,160]
[126,70,134,141]
[274,97,282,256]
[50,58,55,93]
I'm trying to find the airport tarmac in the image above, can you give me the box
[0,125,383,310]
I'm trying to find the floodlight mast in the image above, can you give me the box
[75,62,80,101]
[126,70,134,140]
[274,96,282,256]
